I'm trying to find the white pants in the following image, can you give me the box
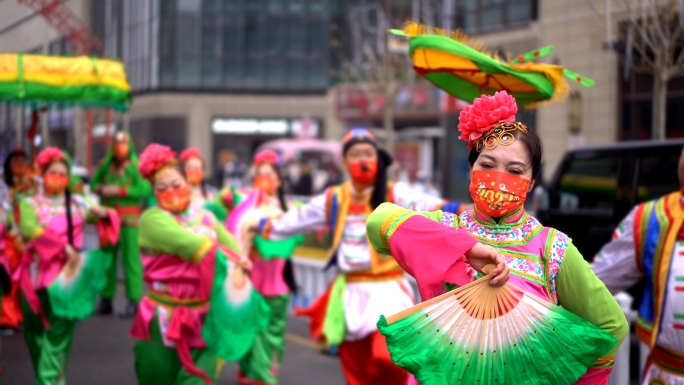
[343,278,415,341]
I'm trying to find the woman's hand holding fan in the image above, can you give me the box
[464,243,510,286]
[64,244,81,273]
[238,256,253,272]
[378,265,618,385]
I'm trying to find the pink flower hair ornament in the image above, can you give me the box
[179,147,203,163]
[458,91,519,150]
[253,149,280,167]
[138,144,177,180]
[36,147,67,173]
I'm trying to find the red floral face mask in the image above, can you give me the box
[254,174,278,195]
[44,172,69,195]
[185,168,204,186]
[348,161,378,185]
[469,170,531,217]
[114,144,129,160]
[156,186,191,214]
[11,162,28,177]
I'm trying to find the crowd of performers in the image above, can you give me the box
[0,93,682,385]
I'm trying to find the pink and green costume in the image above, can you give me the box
[90,132,151,303]
[216,187,303,384]
[14,193,116,384]
[366,203,629,385]
[131,206,270,385]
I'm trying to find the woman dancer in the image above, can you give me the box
[14,147,112,384]
[366,92,629,385]
[131,144,265,385]
[180,148,216,211]
[1,148,38,331]
[226,150,304,385]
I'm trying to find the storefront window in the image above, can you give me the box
[619,67,684,140]
[456,0,537,34]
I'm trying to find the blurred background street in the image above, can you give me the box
[1,297,345,385]
[2,0,684,383]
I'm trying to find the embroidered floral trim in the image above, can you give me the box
[460,209,543,246]
[545,229,567,304]
[501,249,546,286]
[380,209,415,249]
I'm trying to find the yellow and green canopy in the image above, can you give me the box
[0,53,131,111]
[393,24,594,107]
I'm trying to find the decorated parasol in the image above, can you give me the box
[392,23,594,107]
[0,53,131,111]
[377,265,617,385]
[202,189,271,361]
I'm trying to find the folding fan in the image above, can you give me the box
[202,189,271,361]
[378,266,617,385]
[47,249,111,320]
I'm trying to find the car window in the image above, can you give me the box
[556,156,620,210]
[636,151,681,203]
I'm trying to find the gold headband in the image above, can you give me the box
[474,121,528,152]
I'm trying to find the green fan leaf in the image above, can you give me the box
[390,29,409,36]
[563,69,596,88]
[510,46,555,65]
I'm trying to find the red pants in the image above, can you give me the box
[1,284,23,327]
[339,331,408,385]
[1,237,23,328]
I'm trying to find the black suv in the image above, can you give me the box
[536,139,684,261]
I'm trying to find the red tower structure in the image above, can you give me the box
[17,0,115,171]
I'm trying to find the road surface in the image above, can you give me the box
[1,293,345,385]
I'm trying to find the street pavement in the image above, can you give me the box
[0,294,345,385]
[1,226,345,385]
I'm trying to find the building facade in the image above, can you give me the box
[0,0,90,161]
[88,0,345,177]
[2,0,683,189]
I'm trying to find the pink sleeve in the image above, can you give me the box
[388,215,477,301]
[32,230,67,262]
[96,208,121,247]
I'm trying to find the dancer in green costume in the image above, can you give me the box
[15,147,113,385]
[91,131,150,317]
[133,144,268,385]
[215,150,303,385]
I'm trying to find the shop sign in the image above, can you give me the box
[212,118,320,137]
[334,82,448,121]
[211,119,289,135]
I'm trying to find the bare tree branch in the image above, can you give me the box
[646,0,668,45]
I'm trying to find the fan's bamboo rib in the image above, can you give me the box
[456,282,485,318]
[520,299,547,325]
[386,275,492,324]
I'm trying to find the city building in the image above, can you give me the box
[1,0,682,194]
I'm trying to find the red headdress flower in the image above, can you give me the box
[254,150,280,167]
[138,144,177,179]
[180,148,202,163]
[36,147,66,173]
[458,91,518,149]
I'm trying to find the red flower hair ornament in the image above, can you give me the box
[138,144,177,179]
[458,91,518,149]
[254,150,280,167]
[179,148,202,163]
[36,147,66,173]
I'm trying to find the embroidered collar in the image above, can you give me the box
[472,206,527,227]
[36,192,65,205]
[460,208,543,245]
[349,182,372,197]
